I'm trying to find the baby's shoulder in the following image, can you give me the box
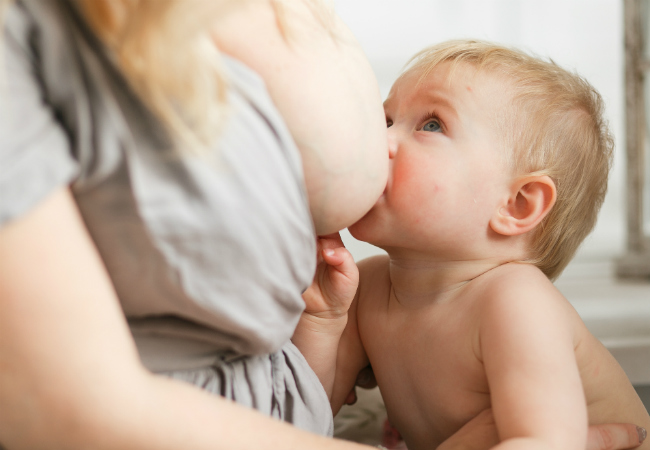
[471,263,580,353]
[477,262,557,297]
[357,254,390,280]
[472,262,569,319]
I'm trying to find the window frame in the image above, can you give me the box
[617,0,650,277]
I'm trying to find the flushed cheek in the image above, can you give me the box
[391,159,435,194]
[392,177,444,222]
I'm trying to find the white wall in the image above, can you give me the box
[332,0,627,276]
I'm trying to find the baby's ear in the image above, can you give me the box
[489,175,556,236]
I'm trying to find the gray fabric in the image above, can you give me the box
[1,0,331,435]
[165,341,333,436]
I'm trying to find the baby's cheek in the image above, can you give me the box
[399,179,443,220]
[395,160,432,190]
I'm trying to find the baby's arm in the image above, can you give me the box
[479,265,587,450]
[292,234,369,408]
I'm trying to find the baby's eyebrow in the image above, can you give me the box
[422,90,456,111]
[420,90,459,122]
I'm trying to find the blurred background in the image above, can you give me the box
[328,0,650,445]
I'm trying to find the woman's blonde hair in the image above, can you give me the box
[77,0,236,153]
[403,40,614,280]
[2,0,331,152]
[78,0,333,153]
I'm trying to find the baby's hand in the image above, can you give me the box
[294,234,359,397]
[302,233,359,320]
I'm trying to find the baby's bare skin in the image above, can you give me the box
[295,55,648,450]
[353,255,650,450]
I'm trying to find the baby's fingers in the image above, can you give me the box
[319,245,358,314]
[322,247,346,268]
[318,232,345,251]
[322,246,357,281]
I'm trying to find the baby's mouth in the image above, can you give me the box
[372,186,388,208]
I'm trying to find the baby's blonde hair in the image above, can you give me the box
[402,40,614,280]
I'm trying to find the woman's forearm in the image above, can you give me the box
[0,188,369,450]
[0,357,374,450]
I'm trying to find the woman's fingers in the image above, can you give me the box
[437,409,499,450]
[587,423,646,450]
[436,407,646,450]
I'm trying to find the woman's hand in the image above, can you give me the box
[587,423,646,450]
[436,409,500,450]
[437,409,646,450]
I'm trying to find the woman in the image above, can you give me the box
[0,1,642,448]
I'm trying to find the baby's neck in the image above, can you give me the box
[385,252,508,309]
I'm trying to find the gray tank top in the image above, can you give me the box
[1,0,331,435]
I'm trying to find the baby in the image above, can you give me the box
[292,40,650,450]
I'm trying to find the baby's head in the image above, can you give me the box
[395,40,613,280]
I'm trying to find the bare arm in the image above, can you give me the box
[479,267,587,450]
[292,235,370,414]
[437,264,646,450]
[0,188,374,450]
[329,296,372,415]
[292,234,359,397]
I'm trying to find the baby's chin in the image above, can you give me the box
[347,187,388,236]
[347,209,383,246]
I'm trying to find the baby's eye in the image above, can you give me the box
[386,118,393,128]
[422,120,441,132]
